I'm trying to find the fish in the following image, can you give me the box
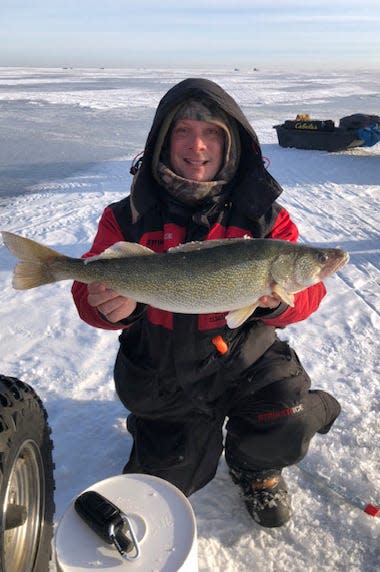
[1,231,349,329]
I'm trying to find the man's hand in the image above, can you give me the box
[87,282,137,323]
[257,292,294,309]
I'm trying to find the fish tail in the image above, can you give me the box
[2,231,66,290]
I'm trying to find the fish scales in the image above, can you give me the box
[49,242,271,313]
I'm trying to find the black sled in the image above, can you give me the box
[274,113,380,151]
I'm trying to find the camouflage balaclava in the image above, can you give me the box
[152,98,241,207]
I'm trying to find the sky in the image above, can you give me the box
[0,0,379,70]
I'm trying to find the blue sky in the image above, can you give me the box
[1,0,379,69]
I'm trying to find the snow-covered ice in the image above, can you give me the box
[0,67,379,571]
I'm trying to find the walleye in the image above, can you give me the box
[1,231,349,328]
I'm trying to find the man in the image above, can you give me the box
[72,78,341,528]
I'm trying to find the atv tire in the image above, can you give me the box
[0,374,55,572]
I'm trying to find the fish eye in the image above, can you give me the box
[317,252,329,263]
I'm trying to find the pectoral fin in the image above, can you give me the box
[272,284,295,307]
[226,303,259,329]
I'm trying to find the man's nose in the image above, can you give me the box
[189,135,206,150]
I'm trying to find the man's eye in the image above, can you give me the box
[207,127,222,137]
[175,127,189,135]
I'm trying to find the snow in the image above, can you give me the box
[0,67,379,570]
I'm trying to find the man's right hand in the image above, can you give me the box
[87,282,137,323]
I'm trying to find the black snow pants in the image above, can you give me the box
[119,339,341,497]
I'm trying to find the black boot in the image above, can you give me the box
[230,468,291,528]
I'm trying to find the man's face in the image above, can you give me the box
[169,119,225,182]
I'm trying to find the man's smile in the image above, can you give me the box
[184,158,209,165]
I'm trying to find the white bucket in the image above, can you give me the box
[55,473,198,572]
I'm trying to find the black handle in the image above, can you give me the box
[74,490,132,554]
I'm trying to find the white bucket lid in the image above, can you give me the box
[55,473,198,571]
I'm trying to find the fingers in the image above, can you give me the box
[100,297,137,323]
[87,282,119,307]
[258,294,282,309]
[87,282,137,322]
[258,293,295,308]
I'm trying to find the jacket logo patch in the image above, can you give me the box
[257,404,304,423]
[140,230,165,251]
[140,225,186,252]
[198,313,227,330]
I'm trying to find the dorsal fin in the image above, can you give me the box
[85,241,154,263]
[169,237,251,254]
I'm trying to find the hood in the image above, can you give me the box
[130,78,283,222]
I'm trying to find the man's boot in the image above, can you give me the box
[230,468,291,528]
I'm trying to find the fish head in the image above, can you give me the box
[314,247,350,281]
[271,245,349,291]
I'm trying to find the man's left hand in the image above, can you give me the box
[257,293,293,309]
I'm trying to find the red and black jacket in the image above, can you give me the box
[72,78,326,407]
